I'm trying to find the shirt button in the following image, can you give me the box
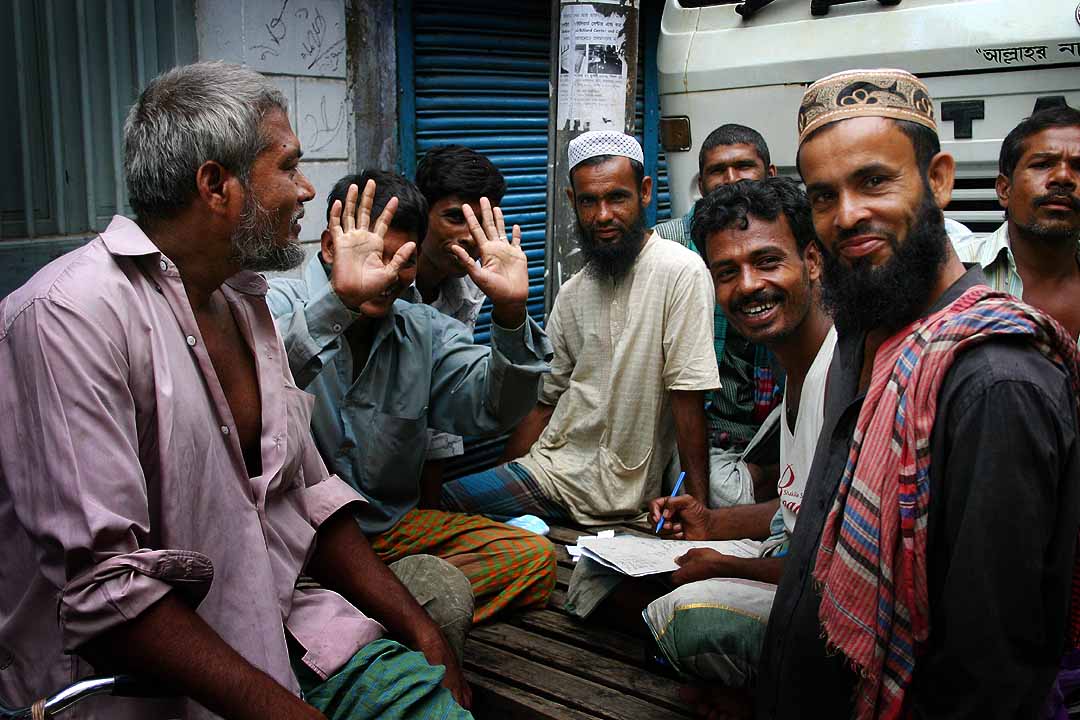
[220,425,230,435]
[186,335,197,347]
[332,323,343,333]
[159,260,168,271]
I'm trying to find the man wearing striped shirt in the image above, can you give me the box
[954,105,1080,344]
[653,124,783,506]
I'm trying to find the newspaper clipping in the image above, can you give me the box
[557,3,630,131]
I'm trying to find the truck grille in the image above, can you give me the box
[946,176,1003,236]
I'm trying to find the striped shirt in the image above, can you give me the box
[954,221,1080,348]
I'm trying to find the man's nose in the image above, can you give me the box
[736,266,766,296]
[596,201,615,223]
[834,190,870,230]
[297,168,316,202]
[1047,158,1078,190]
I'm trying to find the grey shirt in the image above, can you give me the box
[267,254,552,534]
[757,266,1080,719]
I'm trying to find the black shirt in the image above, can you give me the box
[757,267,1080,719]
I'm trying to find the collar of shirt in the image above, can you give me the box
[306,252,413,348]
[101,215,269,297]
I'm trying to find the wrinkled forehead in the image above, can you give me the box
[570,156,640,193]
[798,116,916,185]
[702,143,766,169]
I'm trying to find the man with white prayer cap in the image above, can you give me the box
[441,130,720,526]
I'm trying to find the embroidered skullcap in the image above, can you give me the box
[567,131,645,171]
[797,68,937,146]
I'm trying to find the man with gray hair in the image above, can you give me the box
[0,62,472,719]
[441,131,719,525]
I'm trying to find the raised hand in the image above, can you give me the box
[649,494,714,540]
[454,198,528,327]
[327,180,416,310]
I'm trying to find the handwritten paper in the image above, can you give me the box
[576,536,763,577]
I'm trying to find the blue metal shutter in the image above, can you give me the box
[398,0,553,477]
[398,0,670,477]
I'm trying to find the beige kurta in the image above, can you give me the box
[517,234,720,524]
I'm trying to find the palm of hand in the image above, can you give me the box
[474,239,528,305]
[458,198,529,306]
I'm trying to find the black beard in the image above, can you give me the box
[820,190,948,336]
[1014,191,1080,244]
[575,210,647,282]
[229,192,305,272]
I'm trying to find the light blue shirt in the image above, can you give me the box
[267,254,552,534]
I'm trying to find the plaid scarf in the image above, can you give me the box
[812,285,1080,720]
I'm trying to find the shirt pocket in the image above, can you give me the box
[280,385,319,492]
[363,410,429,499]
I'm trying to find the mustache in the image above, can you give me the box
[1035,192,1080,211]
[730,289,784,315]
[835,221,897,247]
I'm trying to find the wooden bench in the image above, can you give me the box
[463,523,694,719]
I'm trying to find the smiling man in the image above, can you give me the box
[0,63,472,720]
[267,170,556,627]
[655,125,784,481]
[756,69,1080,720]
[440,131,719,524]
[407,146,508,503]
[956,105,1080,343]
[564,178,835,704]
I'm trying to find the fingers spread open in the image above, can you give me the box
[343,183,359,233]
[461,203,490,248]
[449,244,480,277]
[479,197,499,241]
[357,179,377,232]
[511,223,522,248]
[372,196,399,238]
[329,199,344,234]
[386,240,417,275]
[494,206,507,241]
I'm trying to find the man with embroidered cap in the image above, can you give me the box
[755,69,1080,719]
[441,130,719,525]
[955,104,1080,344]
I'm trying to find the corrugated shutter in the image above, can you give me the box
[398,0,669,477]
[399,0,552,477]
[1,0,196,296]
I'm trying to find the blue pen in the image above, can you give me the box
[655,471,686,534]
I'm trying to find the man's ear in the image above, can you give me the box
[995,172,1011,211]
[926,152,956,210]
[767,164,778,178]
[803,239,823,283]
[640,175,653,207]
[195,160,239,216]
[566,187,575,207]
[320,228,334,264]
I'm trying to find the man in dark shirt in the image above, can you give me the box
[756,68,1080,719]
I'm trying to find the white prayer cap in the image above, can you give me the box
[567,131,644,171]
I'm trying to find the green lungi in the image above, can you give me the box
[293,638,473,720]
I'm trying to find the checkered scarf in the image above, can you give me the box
[813,285,1080,720]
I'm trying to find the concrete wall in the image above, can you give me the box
[197,0,353,264]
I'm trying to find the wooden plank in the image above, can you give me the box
[556,563,573,589]
[512,608,645,666]
[549,587,567,608]
[464,640,689,720]
[548,524,589,546]
[470,623,691,715]
[465,670,602,720]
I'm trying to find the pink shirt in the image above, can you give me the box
[0,216,384,719]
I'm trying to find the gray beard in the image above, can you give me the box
[229,193,305,272]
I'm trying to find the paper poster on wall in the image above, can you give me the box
[557,3,629,131]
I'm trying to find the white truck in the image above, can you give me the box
[657,0,1080,235]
